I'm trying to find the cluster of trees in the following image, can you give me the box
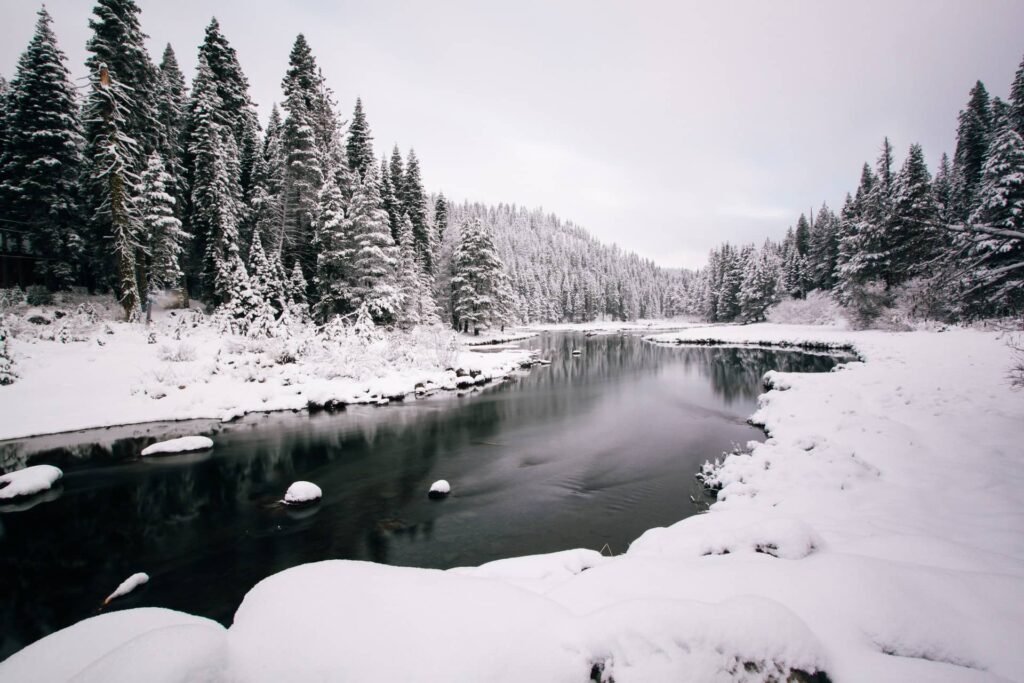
[688,54,1024,325]
[442,203,690,324]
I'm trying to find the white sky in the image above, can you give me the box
[3,0,1024,268]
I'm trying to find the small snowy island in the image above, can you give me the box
[140,436,214,456]
[0,464,62,500]
[283,481,322,505]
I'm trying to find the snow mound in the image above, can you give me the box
[428,479,450,498]
[104,572,150,605]
[0,464,62,500]
[283,481,322,505]
[628,511,822,560]
[140,435,213,456]
[0,608,226,683]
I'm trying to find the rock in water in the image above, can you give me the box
[284,481,322,505]
[141,436,214,456]
[428,480,451,499]
[0,465,63,500]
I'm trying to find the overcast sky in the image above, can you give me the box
[3,1,1024,268]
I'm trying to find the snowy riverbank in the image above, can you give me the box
[0,302,537,443]
[3,323,1024,681]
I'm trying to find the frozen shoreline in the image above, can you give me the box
[3,323,1024,681]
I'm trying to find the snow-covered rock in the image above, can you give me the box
[0,464,62,500]
[140,435,214,456]
[428,479,450,499]
[104,572,150,605]
[283,481,322,505]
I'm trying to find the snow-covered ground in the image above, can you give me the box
[0,302,537,442]
[3,322,1023,681]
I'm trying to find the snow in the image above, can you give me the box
[428,479,450,495]
[0,464,62,500]
[6,322,1024,681]
[104,572,150,605]
[283,481,322,505]
[140,435,213,456]
[0,304,536,441]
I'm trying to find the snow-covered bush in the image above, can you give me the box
[157,342,197,363]
[0,315,17,385]
[765,290,843,326]
[25,285,52,306]
[890,276,956,323]
[842,279,891,330]
[0,288,26,310]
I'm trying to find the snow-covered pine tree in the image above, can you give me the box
[379,155,403,243]
[1011,52,1024,135]
[933,153,955,224]
[794,213,811,256]
[347,164,400,323]
[188,55,244,305]
[389,145,405,201]
[0,7,83,291]
[952,81,993,220]
[244,230,281,333]
[250,104,286,253]
[402,149,433,274]
[395,215,440,328]
[280,80,324,282]
[346,98,374,179]
[852,139,897,287]
[451,217,509,334]
[889,143,942,283]
[738,247,779,322]
[196,19,258,144]
[84,64,143,321]
[963,125,1024,313]
[281,34,338,175]
[155,44,187,209]
[0,315,16,385]
[808,203,839,290]
[312,173,354,321]
[287,260,308,307]
[434,193,449,243]
[138,151,189,292]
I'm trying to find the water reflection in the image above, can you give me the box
[0,333,848,660]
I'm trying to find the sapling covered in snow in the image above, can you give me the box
[103,572,149,605]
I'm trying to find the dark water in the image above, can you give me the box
[0,332,847,660]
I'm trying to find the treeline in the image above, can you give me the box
[443,203,690,324]
[687,54,1024,326]
[0,3,679,335]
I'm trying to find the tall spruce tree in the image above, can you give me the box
[952,81,993,220]
[346,98,374,179]
[401,149,433,273]
[379,155,403,243]
[312,172,353,321]
[451,217,508,334]
[889,143,941,282]
[138,151,189,292]
[964,125,1024,312]
[347,164,399,322]
[808,203,839,290]
[280,90,323,280]
[1011,52,1024,135]
[155,45,187,210]
[0,8,83,290]
[84,64,143,320]
[435,193,449,243]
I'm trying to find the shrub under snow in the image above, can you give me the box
[766,290,844,327]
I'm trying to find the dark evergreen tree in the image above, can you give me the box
[0,8,83,290]
[155,44,187,210]
[933,152,955,223]
[808,203,839,291]
[346,98,374,178]
[435,193,449,243]
[794,213,811,256]
[401,149,433,273]
[280,89,323,280]
[889,143,941,282]
[84,64,142,320]
[138,151,189,292]
[952,81,993,220]
[389,145,405,201]
[312,173,353,321]
[379,155,403,243]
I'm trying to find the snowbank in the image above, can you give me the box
[5,323,1024,681]
[283,481,321,505]
[0,305,537,442]
[140,435,213,456]
[428,479,450,497]
[0,464,62,500]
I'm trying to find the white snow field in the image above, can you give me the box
[0,464,62,500]
[140,436,214,456]
[2,322,1023,681]
[0,305,536,441]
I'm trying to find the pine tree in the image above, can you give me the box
[287,259,308,308]
[84,64,143,320]
[933,152,955,223]
[952,81,993,220]
[138,151,188,292]
[348,164,400,322]
[0,315,16,386]
[738,247,779,322]
[155,44,187,210]
[346,98,374,179]
[1011,52,1024,135]
[794,213,811,256]
[281,34,338,173]
[964,126,1024,312]
[435,193,449,243]
[252,103,286,252]
[854,139,897,286]
[402,149,433,273]
[196,18,258,144]
[379,155,403,243]
[889,143,941,282]
[280,79,324,281]
[389,145,405,207]
[312,172,354,321]
[0,8,83,290]
[451,217,508,334]
[808,203,839,290]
